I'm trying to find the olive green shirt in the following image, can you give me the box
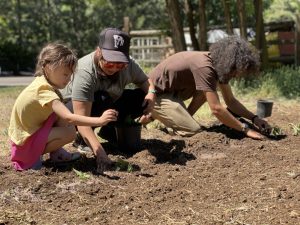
[62,52,148,102]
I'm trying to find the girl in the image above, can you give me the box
[8,43,118,171]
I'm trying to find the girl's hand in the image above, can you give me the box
[99,109,118,126]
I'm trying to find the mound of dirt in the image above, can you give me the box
[1,105,300,224]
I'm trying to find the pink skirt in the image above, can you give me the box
[10,113,56,171]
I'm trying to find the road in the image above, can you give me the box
[0,76,34,86]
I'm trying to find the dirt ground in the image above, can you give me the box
[0,101,300,225]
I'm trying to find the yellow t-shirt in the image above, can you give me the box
[8,76,60,145]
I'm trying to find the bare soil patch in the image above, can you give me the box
[0,102,300,225]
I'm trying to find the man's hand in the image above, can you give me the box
[138,113,153,124]
[253,117,271,134]
[245,128,265,140]
[96,149,112,174]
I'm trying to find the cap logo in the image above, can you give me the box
[113,35,124,48]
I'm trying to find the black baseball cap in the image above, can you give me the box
[99,28,130,63]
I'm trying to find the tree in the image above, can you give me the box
[236,0,247,39]
[184,0,199,50]
[222,0,233,35]
[254,0,268,69]
[198,0,207,50]
[165,0,186,52]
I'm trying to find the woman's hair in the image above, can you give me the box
[209,36,260,83]
[35,42,78,77]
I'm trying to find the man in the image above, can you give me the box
[62,28,156,172]
[147,36,270,139]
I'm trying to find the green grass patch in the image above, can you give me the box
[231,66,300,99]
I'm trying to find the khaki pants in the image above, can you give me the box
[152,93,201,137]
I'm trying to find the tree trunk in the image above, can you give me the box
[236,0,247,39]
[254,0,268,69]
[222,0,233,35]
[165,0,186,52]
[295,14,300,66]
[198,0,207,50]
[184,0,199,50]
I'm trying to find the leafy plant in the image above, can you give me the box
[289,123,300,136]
[270,126,283,136]
[114,158,133,173]
[73,168,90,180]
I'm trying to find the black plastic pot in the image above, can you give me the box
[257,100,273,118]
[115,124,142,154]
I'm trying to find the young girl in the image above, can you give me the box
[8,43,118,171]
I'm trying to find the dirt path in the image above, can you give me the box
[0,101,299,224]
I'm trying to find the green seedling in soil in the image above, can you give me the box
[73,168,90,180]
[114,158,133,173]
[269,126,283,136]
[289,123,300,136]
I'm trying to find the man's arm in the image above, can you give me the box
[72,100,111,170]
[138,78,156,123]
[205,90,264,140]
[219,84,271,131]
[187,91,207,116]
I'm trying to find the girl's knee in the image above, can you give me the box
[65,126,76,142]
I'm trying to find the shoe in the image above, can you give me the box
[31,156,43,170]
[50,148,81,163]
[73,133,91,153]
[76,144,92,154]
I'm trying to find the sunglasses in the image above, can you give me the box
[100,57,128,70]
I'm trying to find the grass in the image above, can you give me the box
[0,86,25,156]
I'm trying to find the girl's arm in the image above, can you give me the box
[50,99,118,127]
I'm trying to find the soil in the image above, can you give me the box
[1,102,300,225]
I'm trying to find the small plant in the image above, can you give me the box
[114,158,133,173]
[269,126,283,136]
[289,123,300,136]
[73,168,90,180]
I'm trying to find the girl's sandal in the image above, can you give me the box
[50,148,81,163]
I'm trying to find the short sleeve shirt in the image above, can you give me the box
[148,51,218,100]
[8,76,59,145]
[61,52,148,102]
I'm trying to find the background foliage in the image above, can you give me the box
[0,0,298,73]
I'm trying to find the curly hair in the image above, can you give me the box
[209,36,260,83]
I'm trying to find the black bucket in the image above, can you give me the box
[115,124,142,154]
[257,100,273,118]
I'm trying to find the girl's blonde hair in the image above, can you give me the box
[35,42,78,77]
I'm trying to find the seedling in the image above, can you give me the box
[269,126,283,136]
[114,158,133,173]
[289,123,300,136]
[73,168,90,180]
